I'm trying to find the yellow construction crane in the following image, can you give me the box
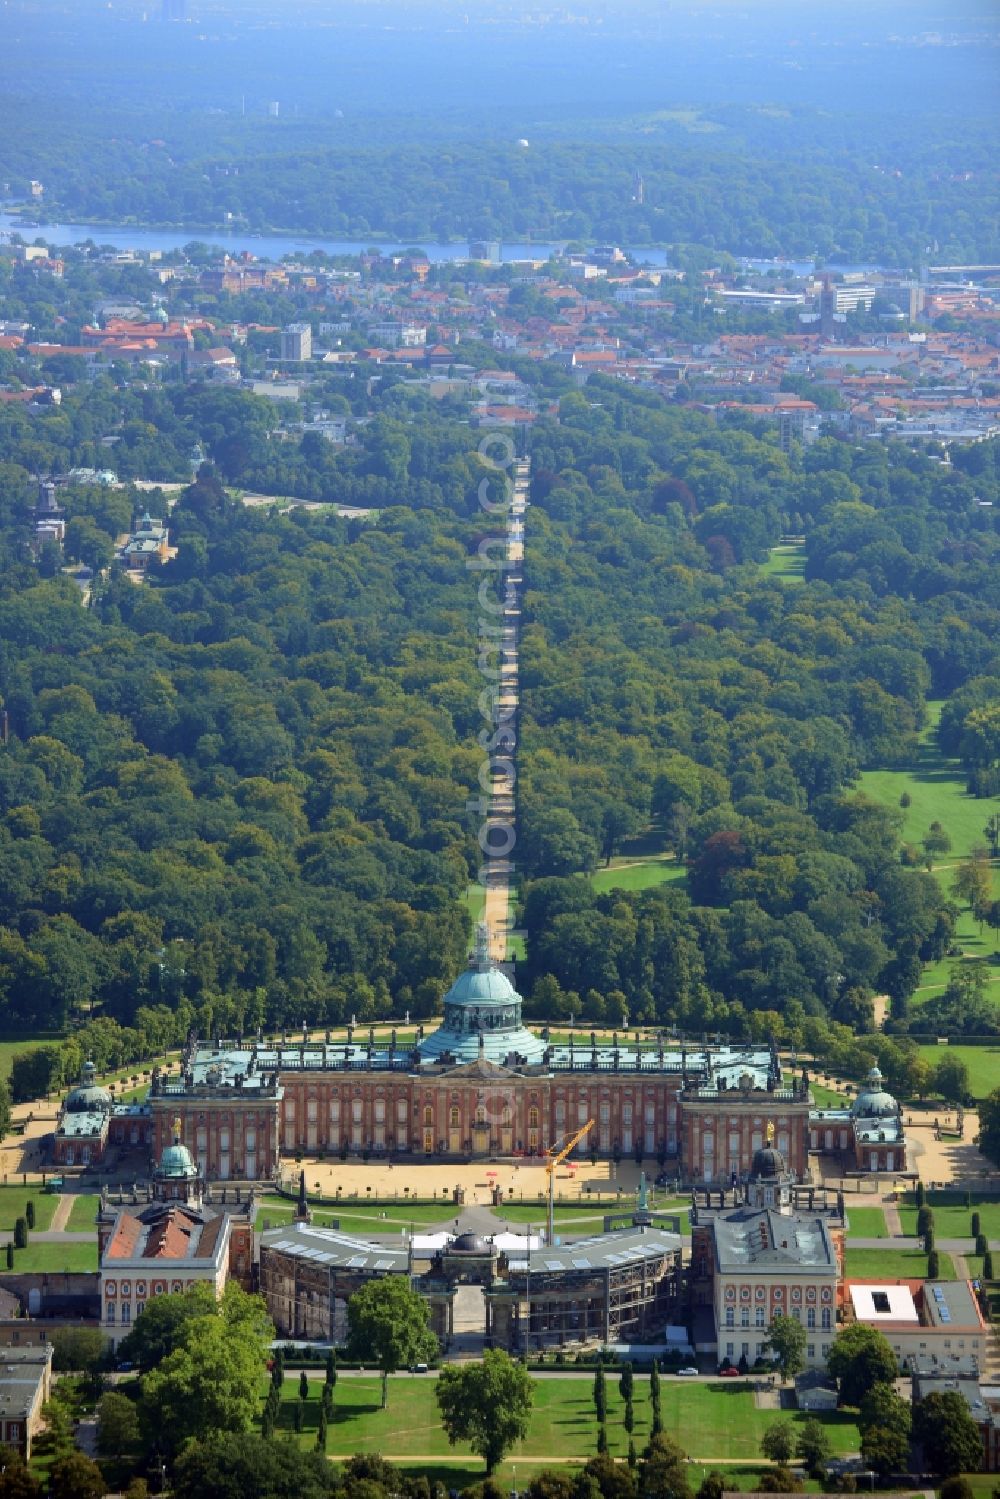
[545,1118,594,1246]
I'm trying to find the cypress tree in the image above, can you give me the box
[976,1233,988,1257]
[984,1250,994,1281]
[650,1359,661,1413]
[593,1365,606,1423]
[316,1406,328,1451]
[619,1361,634,1402]
[928,1249,940,1279]
[13,1218,26,1250]
[915,1181,925,1208]
[624,1396,634,1434]
[972,1211,981,1238]
[597,1424,607,1455]
[628,1439,637,1470]
[294,1401,304,1434]
[4,1244,12,1270]
[326,1348,337,1386]
[299,1369,309,1401]
[25,1201,34,1230]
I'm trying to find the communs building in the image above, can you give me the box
[259,1196,683,1353]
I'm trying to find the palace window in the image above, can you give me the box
[475,1106,486,1127]
[529,1107,539,1129]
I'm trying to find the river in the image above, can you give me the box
[1,212,851,276]
[0,212,649,266]
[0,213,892,279]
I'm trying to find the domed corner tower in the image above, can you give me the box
[417,923,546,1066]
[850,1065,900,1121]
[153,1116,204,1207]
[64,1060,113,1116]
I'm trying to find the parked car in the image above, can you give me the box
[410,1362,429,1374]
[676,1366,699,1376]
[718,1366,741,1377]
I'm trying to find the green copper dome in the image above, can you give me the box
[418,924,545,1065]
[851,1065,899,1120]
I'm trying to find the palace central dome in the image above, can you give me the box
[417,925,546,1065]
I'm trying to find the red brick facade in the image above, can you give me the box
[150,1057,813,1186]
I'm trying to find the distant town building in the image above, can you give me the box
[280,322,312,362]
[469,240,502,265]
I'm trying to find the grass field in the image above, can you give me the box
[809,1082,849,1109]
[0,1036,55,1081]
[65,1195,100,1232]
[497,1198,688,1228]
[897,1190,1000,1240]
[914,1043,1000,1101]
[266,1375,860,1466]
[591,856,686,896]
[259,1196,457,1233]
[760,541,806,582]
[844,1246,952,1280]
[9,1241,97,1272]
[844,1206,888,1238]
[0,1187,57,1232]
[858,702,1000,1006]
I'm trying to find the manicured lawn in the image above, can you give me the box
[10,1241,98,1272]
[258,1196,457,1232]
[497,1198,688,1227]
[65,1194,100,1231]
[845,1206,888,1238]
[265,1375,860,1463]
[897,1190,1000,1240]
[0,1037,54,1081]
[809,1082,850,1109]
[760,541,806,581]
[463,884,485,924]
[858,702,1000,1006]
[0,1187,57,1232]
[845,1246,954,1280]
[910,891,1000,1007]
[591,857,686,895]
[914,1044,1000,1101]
